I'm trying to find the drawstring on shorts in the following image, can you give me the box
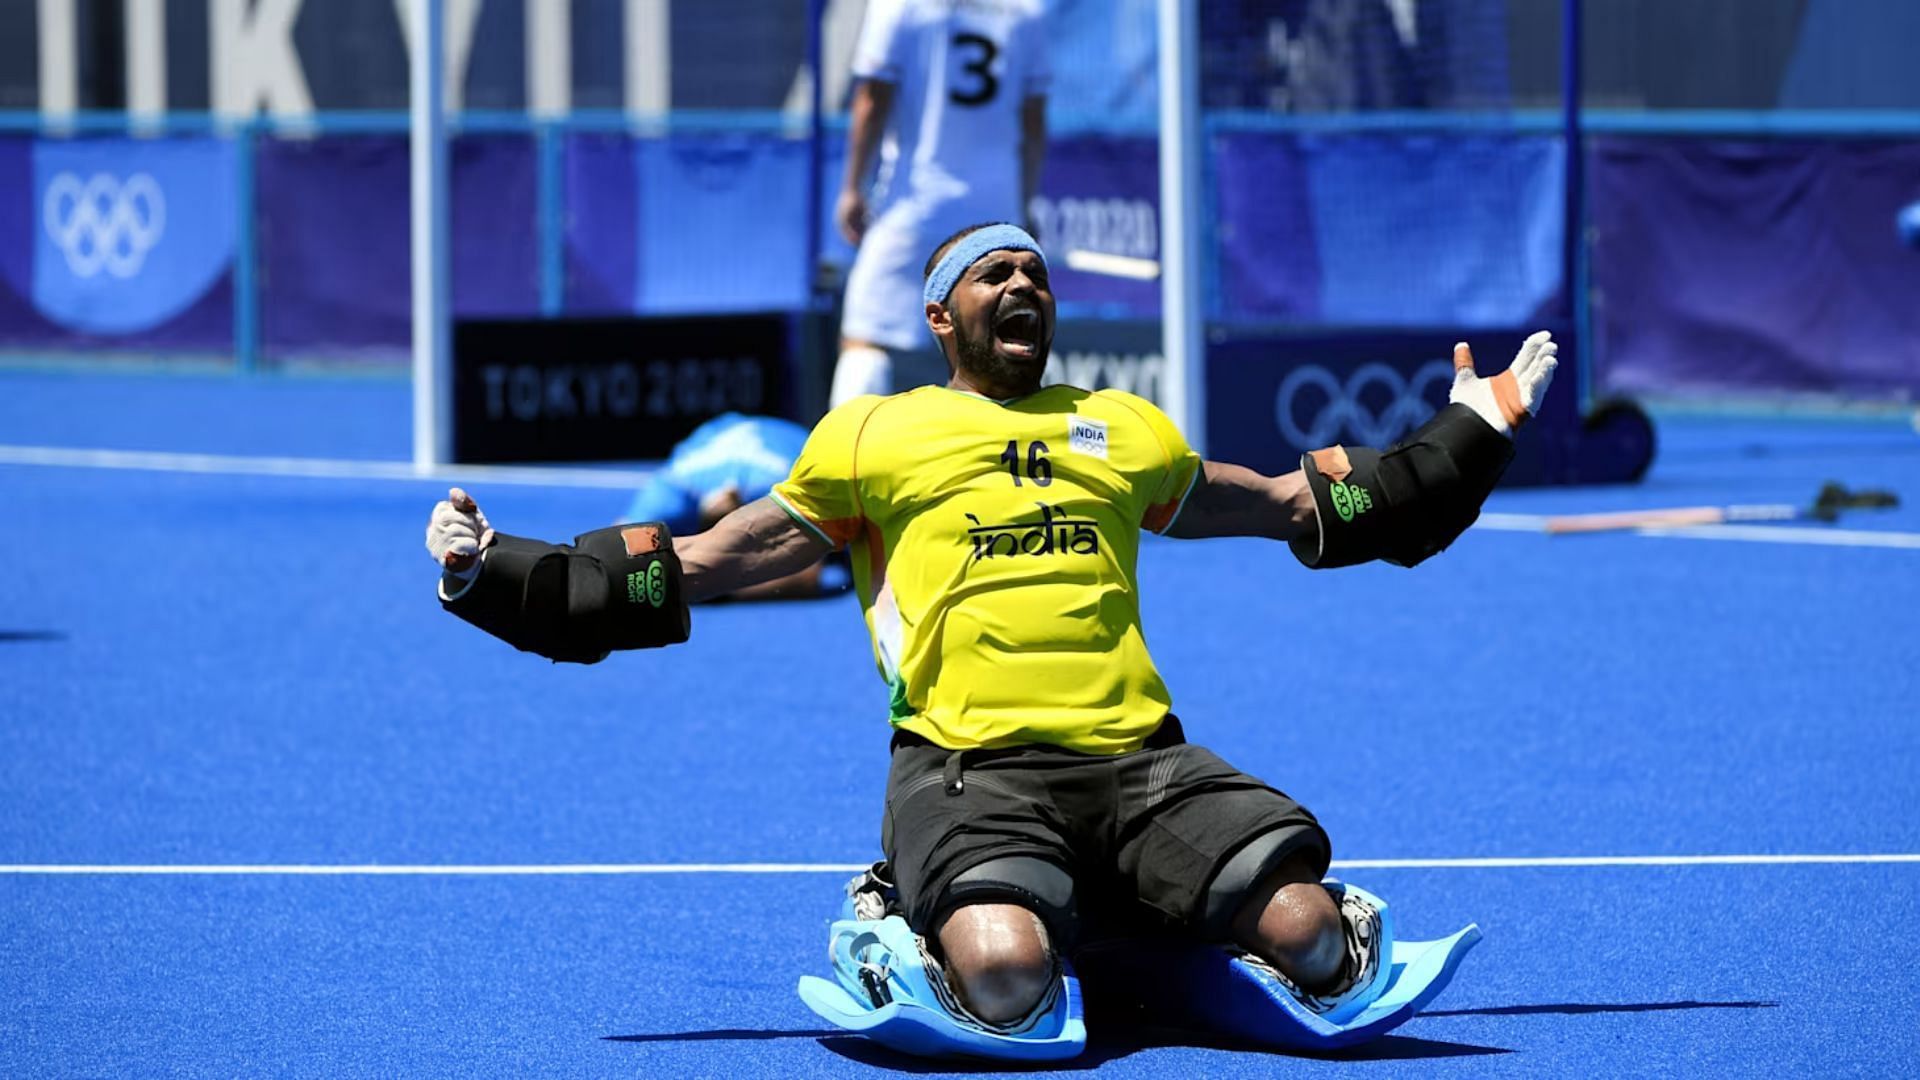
[892,716,1188,799]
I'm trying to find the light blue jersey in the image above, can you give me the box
[622,414,812,532]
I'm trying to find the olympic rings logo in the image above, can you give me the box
[1273,360,1455,448]
[42,172,167,280]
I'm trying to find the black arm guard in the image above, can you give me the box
[1290,403,1515,570]
[441,522,691,664]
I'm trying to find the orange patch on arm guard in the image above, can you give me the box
[621,525,663,555]
[1309,446,1354,482]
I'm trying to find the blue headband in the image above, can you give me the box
[922,224,1047,306]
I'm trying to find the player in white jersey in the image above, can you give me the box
[830,0,1051,407]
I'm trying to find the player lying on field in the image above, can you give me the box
[617,412,850,601]
[422,223,1556,1060]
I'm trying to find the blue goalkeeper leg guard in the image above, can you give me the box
[1076,882,1481,1052]
[795,864,1087,1062]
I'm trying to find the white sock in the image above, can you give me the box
[830,346,894,408]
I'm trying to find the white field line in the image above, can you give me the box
[1335,853,1920,869]
[0,444,653,490]
[0,863,869,875]
[1474,512,1920,549]
[2,853,1917,875]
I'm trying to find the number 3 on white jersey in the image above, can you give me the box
[949,33,999,106]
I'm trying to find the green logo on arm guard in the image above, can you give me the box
[1328,480,1374,523]
[627,563,667,608]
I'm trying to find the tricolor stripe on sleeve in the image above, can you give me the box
[770,490,863,548]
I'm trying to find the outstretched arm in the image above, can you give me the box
[676,497,835,602]
[1163,331,1558,564]
[424,491,831,663]
[1163,461,1315,541]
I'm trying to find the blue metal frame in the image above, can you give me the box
[233,119,260,374]
[536,121,565,317]
[805,0,829,312]
[1563,0,1589,411]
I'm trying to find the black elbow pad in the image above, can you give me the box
[441,523,691,663]
[1290,404,1515,570]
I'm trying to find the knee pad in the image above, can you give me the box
[1201,825,1331,939]
[805,909,1087,1058]
[1069,883,1483,1052]
[940,856,1079,951]
[830,345,893,407]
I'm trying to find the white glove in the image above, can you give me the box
[425,486,494,586]
[1448,330,1558,438]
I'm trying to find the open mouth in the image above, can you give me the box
[993,309,1043,358]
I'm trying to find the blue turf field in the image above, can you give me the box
[3,370,1917,1076]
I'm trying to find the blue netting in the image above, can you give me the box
[1191,0,1564,329]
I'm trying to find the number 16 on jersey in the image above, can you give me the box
[1001,440,1051,486]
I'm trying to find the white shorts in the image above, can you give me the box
[840,196,1021,352]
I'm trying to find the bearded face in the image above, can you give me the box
[935,249,1055,397]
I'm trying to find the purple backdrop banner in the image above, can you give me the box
[567,131,848,318]
[1592,137,1920,400]
[563,133,638,315]
[631,133,816,314]
[256,134,538,353]
[1212,131,1565,328]
[1212,131,1320,323]
[0,135,233,351]
[0,136,53,346]
[1201,326,1654,488]
[1032,134,1163,319]
[3,125,1915,406]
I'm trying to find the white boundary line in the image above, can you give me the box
[2,854,1917,875]
[0,863,868,876]
[0,444,654,490]
[1474,512,1920,550]
[1335,853,1920,869]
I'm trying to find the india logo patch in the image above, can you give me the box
[1068,416,1109,460]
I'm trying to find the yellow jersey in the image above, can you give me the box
[770,384,1202,754]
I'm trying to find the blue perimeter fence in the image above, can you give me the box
[5,106,1920,403]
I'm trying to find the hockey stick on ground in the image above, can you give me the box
[1544,483,1898,536]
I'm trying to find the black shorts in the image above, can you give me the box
[880,717,1331,945]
